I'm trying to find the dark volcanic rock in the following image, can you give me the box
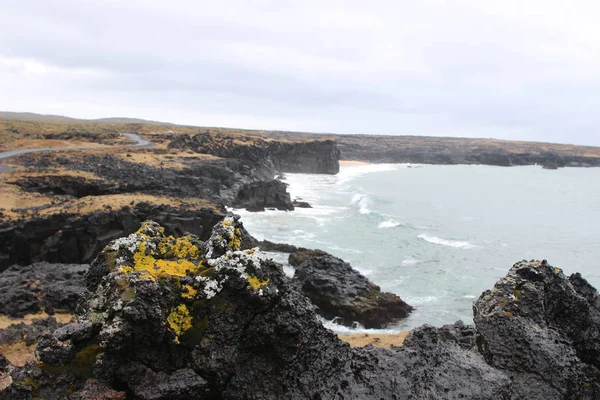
[7,214,600,399]
[288,248,329,267]
[3,215,511,399]
[292,255,414,328]
[168,133,341,174]
[70,379,126,400]
[0,317,66,347]
[0,262,87,317]
[291,200,312,208]
[474,259,600,399]
[0,203,224,267]
[232,179,294,212]
[11,175,121,197]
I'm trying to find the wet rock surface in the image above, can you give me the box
[292,255,414,328]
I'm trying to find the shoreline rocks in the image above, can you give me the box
[291,255,414,328]
[232,179,294,212]
[1,214,600,399]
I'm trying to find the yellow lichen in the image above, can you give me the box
[222,220,233,227]
[182,285,198,299]
[513,289,522,300]
[167,304,193,344]
[554,268,562,274]
[247,276,269,290]
[171,237,201,259]
[125,240,204,281]
[504,311,514,318]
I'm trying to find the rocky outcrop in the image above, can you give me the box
[12,175,121,197]
[288,248,329,266]
[291,255,414,328]
[0,203,224,269]
[11,152,273,203]
[168,133,340,174]
[0,262,87,317]
[474,260,600,399]
[3,217,600,399]
[232,180,294,212]
[0,216,509,399]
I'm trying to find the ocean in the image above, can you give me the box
[233,163,600,334]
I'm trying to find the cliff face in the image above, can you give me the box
[168,133,340,174]
[267,139,340,174]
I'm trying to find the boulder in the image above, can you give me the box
[232,180,294,212]
[474,259,600,399]
[292,255,413,328]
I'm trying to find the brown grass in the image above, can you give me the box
[0,169,108,220]
[0,341,37,366]
[113,149,220,170]
[0,372,12,390]
[0,312,74,330]
[0,139,107,151]
[0,313,75,366]
[45,193,218,216]
[338,332,410,348]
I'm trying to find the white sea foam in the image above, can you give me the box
[401,257,419,267]
[351,193,371,214]
[418,234,476,249]
[320,317,402,335]
[378,219,401,228]
[337,164,399,185]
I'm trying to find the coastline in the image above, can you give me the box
[339,159,372,166]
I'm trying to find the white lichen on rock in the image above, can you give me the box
[110,232,143,253]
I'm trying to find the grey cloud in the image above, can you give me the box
[1,0,599,146]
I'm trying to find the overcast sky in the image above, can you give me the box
[1,1,599,145]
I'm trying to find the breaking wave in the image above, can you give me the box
[417,234,476,249]
[378,219,401,228]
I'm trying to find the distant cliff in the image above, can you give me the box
[168,132,340,174]
[237,130,600,168]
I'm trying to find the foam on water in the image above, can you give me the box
[379,219,402,228]
[237,163,600,331]
[417,234,476,249]
[350,193,371,214]
[336,163,400,186]
[320,317,402,335]
[400,257,419,267]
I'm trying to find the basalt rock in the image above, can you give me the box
[288,248,329,267]
[168,133,341,174]
[0,262,87,318]
[0,203,224,268]
[473,259,600,399]
[292,255,414,328]
[232,180,294,212]
[1,215,513,399]
[8,217,600,399]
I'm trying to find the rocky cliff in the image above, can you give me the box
[168,132,340,174]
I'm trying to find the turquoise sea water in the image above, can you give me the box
[234,164,600,333]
